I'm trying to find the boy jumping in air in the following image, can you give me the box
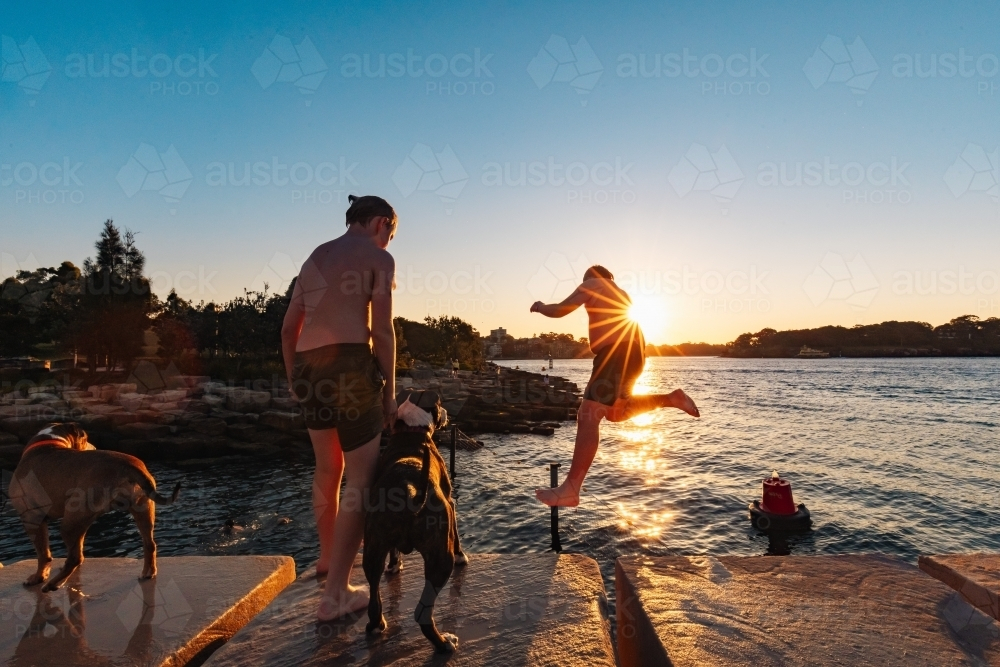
[530,265,700,507]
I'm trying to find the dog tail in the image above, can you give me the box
[134,469,181,505]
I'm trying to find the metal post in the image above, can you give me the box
[450,425,457,481]
[549,462,562,552]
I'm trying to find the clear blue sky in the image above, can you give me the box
[2,0,999,343]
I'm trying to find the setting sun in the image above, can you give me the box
[628,294,670,343]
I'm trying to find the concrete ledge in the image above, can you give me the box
[205,553,615,666]
[617,554,1000,667]
[920,554,1000,621]
[0,555,295,667]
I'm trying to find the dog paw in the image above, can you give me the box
[41,582,61,593]
[436,632,459,653]
[386,562,402,575]
[23,575,43,587]
[365,617,387,635]
[455,552,469,566]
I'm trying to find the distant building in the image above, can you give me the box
[485,327,507,358]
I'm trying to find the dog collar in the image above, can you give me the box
[21,438,68,457]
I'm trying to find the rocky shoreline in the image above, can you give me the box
[0,364,581,470]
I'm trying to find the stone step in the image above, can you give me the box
[616,554,1000,667]
[0,556,295,667]
[920,553,1000,622]
[205,553,615,666]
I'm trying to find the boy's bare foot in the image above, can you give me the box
[670,389,700,418]
[535,482,580,507]
[317,585,369,621]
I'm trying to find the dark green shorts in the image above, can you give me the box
[583,335,646,406]
[291,343,385,451]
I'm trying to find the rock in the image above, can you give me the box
[154,410,186,426]
[224,388,272,413]
[530,426,555,436]
[178,398,211,414]
[28,392,60,403]
[116,392,150,411]
[76,414,112,432]
[190,417,229,436]
[155,389,189,403]
[0,443,25,459]
[270,397,300,411]
[1,415,65,440]
[227,423,259,442]
[100,437,149,458]
[167,375,211,389]
[106,411,140,428]
[0,432,20,445]
[117,422,171,440]
[149,401,180,412]
[259,411,304,432]
[134,409,161,423]
[84,404,124,416]
[90,384,137,401]
[202,394,226,409]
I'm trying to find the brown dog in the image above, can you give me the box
[363,390,468,653]
[9,423,180,592]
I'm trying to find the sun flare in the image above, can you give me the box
[628,294,669,342]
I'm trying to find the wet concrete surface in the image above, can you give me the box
[0,555,295,667]
[616,554,1000,667]
[921,554,1000,622]
[204,553,615,666]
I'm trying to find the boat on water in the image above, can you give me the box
[795,346,830,358]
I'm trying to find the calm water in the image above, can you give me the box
[3,357,999,613]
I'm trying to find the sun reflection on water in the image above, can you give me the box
[616,503,673,539]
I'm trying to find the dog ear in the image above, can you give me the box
[71,423,91,450]
[415,390,440,411]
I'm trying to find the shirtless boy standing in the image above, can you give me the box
[281,195,397,619]
[530,265,700,507]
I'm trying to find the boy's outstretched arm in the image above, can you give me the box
[530,285,588,318]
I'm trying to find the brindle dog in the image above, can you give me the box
[363,390,468,653]
[9,423,180,592]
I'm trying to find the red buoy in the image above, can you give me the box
[760,474,797,515]
[748,471,812,532]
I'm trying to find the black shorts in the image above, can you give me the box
[291,343,385,451]
[583,335,646,406]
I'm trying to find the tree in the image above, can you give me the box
[72,220,155,372]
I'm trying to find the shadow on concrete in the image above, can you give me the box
[205,554,615,666]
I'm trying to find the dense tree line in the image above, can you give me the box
[0,220,486,379]
[1,220,156,371]
[724,316,1000,357]
[394,316,484,369]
